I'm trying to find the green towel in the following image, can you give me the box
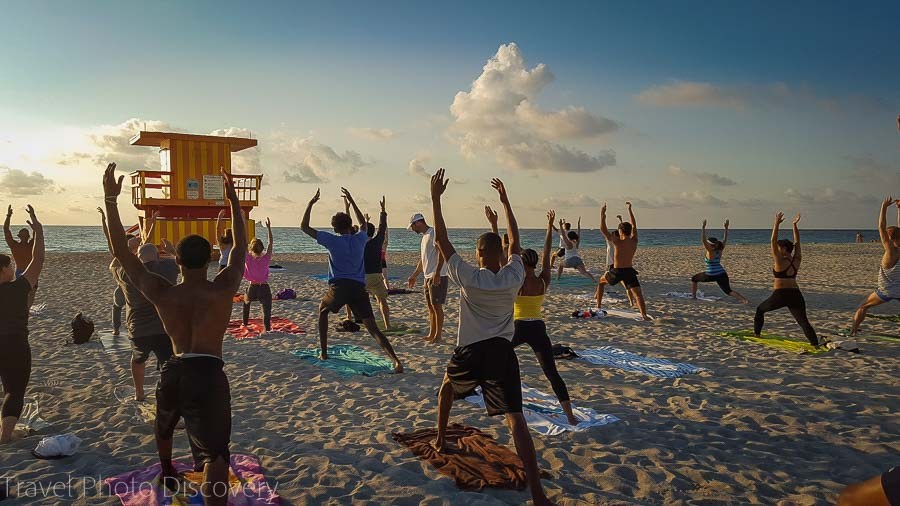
[866,313,900,322]
[377,322,421,336]
[292,345,395,376]
[720,330,828,354]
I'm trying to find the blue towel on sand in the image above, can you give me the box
[578,346,706,378]
[292,345,394,376]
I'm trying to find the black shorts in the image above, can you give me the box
[884,466,900,506]
[555,248,566,258]
[691,272,732,294]
[446,337,522,416]
[245,283,272,302]
[322,279,375,319]
[130,334,173,367]
[425,276,449,305]
[605,267,641,289]
[156,356,231,469]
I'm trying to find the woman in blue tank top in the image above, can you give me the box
[690,219,748,303]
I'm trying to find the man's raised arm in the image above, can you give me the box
[265,217,274,256]
[216,170,247,292]
[484,206,499,235]
[3,205,13,249]
[879,196,893,249]
[375,197,388,240]
[103,163,169,303]
[300,189,321,240]
[430,168,455,260]
[341,188,367,230]
[599,202,612,241]
[20,205,44,289]
[491,178,520,255]
[626,201,638,240]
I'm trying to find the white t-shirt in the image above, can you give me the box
[421,227,449,279]
[446,253,525,347]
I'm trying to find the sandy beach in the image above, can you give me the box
[2,243,898,505]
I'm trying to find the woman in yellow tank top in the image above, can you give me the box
[488,208,578,425]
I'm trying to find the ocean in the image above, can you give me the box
[32,226,876,253]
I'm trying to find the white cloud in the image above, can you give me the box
[635,81,746,110]
[208,127,260,174]
[667,165,736,186]
[411,194,431,205]
[347,127,397,141]
[0,167,58,195]
[408,154,431,178]
[274,136,367,184]
[536,194,601,208]
[449,43,617,173]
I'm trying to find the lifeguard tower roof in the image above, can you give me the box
[129,131,258,152]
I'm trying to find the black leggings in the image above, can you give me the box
[754,288,819,346]
[0,339,31,419]
[511,320,570,402]
[243,283,272,331]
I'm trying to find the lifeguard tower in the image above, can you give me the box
[129,131,263,248]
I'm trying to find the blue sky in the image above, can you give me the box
[0,0,898,227]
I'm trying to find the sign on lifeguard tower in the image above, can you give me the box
[129,130,262,246]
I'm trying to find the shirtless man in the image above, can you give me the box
[4,205,37,306]
[850,197,900,337]
[103,163,245,505]
[430,169,553,506]
[596,202,649,320]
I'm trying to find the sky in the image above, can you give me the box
[0,0,898,229]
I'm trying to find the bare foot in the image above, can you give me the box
[431,436,446,453]
[160,465,187,494]
[393,361,404,374]
[134,393,145,402]
[641,315,652,321]
[566,415,579,426]
[319,352,328,360]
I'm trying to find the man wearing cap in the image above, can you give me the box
[407,212,449,343]
[110,243,179,401]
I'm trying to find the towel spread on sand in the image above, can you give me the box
[13,397,50,434]
[463,384,620,436]
[578,346,706,378]
[392,424,532,491]
[386,288,416,295]
[867,313,900,322]
[376,322,421,336]
[720,330,828,355]
[663,291,721,302]
[29,302,47,315]
[227,318,305,340]
[573,308,652,321]
[104,454,279,505]
[98,330,131,354]
[571,292,627,303]
[292,345,394,376]
[553,275,598,289]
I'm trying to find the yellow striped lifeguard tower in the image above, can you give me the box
[129,130,263,249]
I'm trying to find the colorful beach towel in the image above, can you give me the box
[392,424,533,491]
[227,318,305,340]
[662,291,721,302]
[292,345,395,376]
[720,330,828,355]
[98,330,131,354]
[463,384,620,436]
[376,322,421,336]
[104,454,279,505]
[578,346,706,378]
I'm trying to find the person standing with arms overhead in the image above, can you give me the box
[407,210,449,344]
[754,212,822,347]
[596,202,649,320]
[104,163,246,504]
[215,210,233,273]
[243,218,275,332]
[690,219,749,303]
[0,205,43,444]
[363,197,391,330]
[850,197,900,337]
[300,188,403,373]
[430,169,553,505]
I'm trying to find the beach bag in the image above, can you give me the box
[336,319,360,333]
[276,288,296,300]
[71,313,94,345]
[552,344,578,360]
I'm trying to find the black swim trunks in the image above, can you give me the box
[691,272,732,294]
[605,267,641,289]
[555,247,566,258]
[446,337,522,416]
[322,279,375,319]
[156,355,231,469]
[130,334,173,368]
[884,466,900,506]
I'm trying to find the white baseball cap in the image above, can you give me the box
[407,213,425,230]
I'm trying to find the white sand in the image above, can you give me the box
[2,243,898,504]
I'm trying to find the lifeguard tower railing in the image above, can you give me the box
[131,170,262,208]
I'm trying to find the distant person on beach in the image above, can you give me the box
[4,205,39,307]
[606,215,635,307]
[597,202,650,320]
[550,220,571,270]
[301,188,403,373]
[216,210,233,273]
[856,232,865,243]
[429,169,553,506]
[364,198,391,330]
[243,218,274,332]
[556,218,587,280]
[0,205,43,444]
[101,208,178,402]
[104,163,246,503]
[381,226,390,290]
[838,466,900,506]
[407,212,449,344]
[754,212,823,347]
[850,197,900,337]
[690,219,749,303]
[107,225,142,337]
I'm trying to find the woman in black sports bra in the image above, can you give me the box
[754,212,820,346]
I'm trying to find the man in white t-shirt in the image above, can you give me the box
[407,212,449,343]
[428,168,553,506]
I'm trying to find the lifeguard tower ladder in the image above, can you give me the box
[129,131,262,249]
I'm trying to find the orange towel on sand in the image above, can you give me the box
[227,317,305,340]
[392,424,535,491]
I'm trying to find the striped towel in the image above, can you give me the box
[578,346,706,378]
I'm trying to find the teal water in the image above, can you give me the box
[22,226,878,253]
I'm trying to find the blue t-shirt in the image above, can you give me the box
[316,230,369,284]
